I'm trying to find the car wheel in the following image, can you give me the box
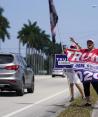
[16,81,24,96]
[27,80,34,93]
[52,75,55,77]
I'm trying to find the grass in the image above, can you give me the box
[57,85,98,117]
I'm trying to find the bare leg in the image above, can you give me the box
[70,83,74,99]
[75,83,84,98]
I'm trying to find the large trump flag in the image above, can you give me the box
[48,0,58,43]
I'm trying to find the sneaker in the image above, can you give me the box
[69,97,74,102]
[84,103,91,107]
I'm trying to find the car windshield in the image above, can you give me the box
[0,54,14,64]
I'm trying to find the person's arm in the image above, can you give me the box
[70,37,82,49]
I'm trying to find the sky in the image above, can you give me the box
[0,0,98,56]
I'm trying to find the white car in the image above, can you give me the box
[52,68,66,78]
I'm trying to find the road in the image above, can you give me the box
[0,75,74,117]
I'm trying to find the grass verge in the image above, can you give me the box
[57,86,98,117]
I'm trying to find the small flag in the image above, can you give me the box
[48,0,58,43]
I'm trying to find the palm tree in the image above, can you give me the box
[18,20,38,46]
[17,20,42,67]
[17,20,40,54]
[17,20,52,73]
[0,7,10,49]
[17,20,51,53]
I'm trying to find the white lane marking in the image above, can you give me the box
[2,90,67,117]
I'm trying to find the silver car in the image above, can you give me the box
[0,52,34,96]
[52,68,66,78]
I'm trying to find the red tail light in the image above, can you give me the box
[8,80,16,83]
[5,65,19,71]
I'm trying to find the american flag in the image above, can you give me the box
[48,0,58,43]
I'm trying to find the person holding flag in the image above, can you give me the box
[70,37,98,106]
[65,43,84,102]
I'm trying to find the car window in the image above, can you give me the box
[0,54,14,64]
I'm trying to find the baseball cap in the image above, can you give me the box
[87,39,94,43]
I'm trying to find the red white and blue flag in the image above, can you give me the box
[55,49,98,94]
[64,48,98,82]
[48,0,58,43]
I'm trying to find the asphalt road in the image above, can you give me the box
[0,75,72,117]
